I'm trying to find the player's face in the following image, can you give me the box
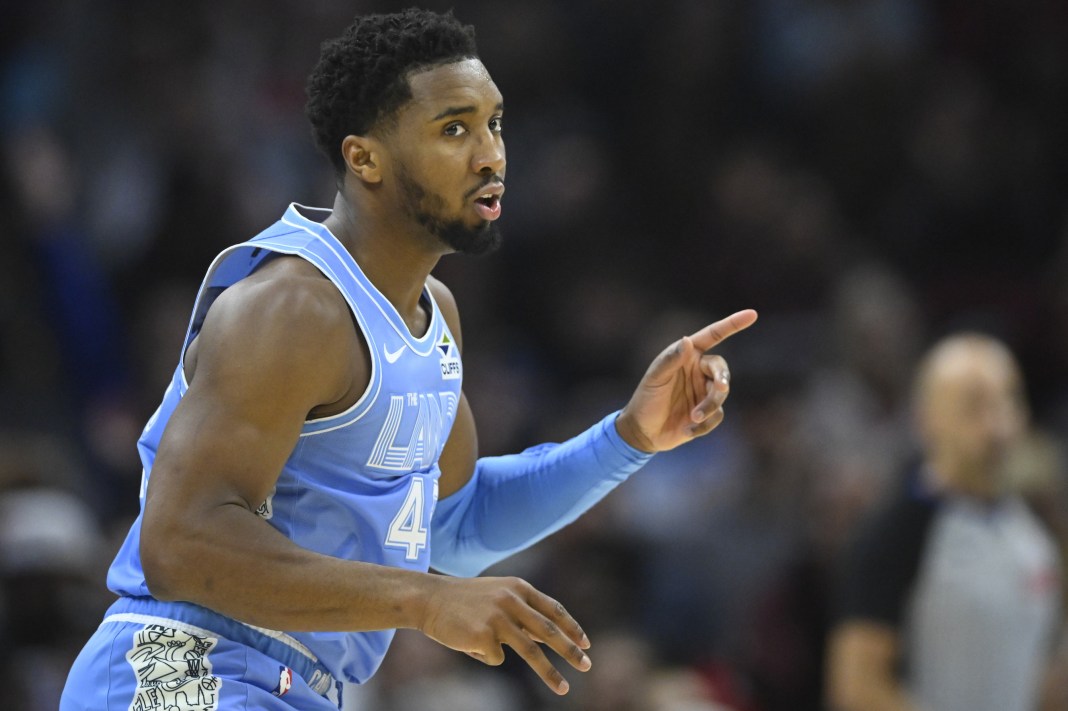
[386,58,505,255]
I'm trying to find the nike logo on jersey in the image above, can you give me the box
[384,344,406,364]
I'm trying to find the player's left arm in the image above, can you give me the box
[429,276,756,576]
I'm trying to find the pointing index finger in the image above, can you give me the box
[688,309,758,352]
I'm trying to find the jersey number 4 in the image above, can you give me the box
[385,478,429,560]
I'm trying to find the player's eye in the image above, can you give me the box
[489,117,503,133]
[444,123,467,137]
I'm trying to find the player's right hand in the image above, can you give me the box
[417,575,591,694]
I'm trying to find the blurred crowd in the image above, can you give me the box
[2,1,1068,709]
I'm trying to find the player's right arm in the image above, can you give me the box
[141,259,403,627]
[139,259,589,694]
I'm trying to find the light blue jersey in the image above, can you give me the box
[106,203,462,686]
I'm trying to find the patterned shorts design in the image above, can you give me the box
[125,624,221,711]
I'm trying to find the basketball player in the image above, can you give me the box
[61,9,757,710]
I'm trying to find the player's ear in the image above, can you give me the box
[341,135,383,185]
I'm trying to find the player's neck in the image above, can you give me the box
[324,193,442,322]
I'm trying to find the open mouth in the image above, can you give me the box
[473,193,502,220]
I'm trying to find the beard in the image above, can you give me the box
[397,166,502,256]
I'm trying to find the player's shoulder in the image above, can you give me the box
[212,255,354,349]
[185,254,360,413]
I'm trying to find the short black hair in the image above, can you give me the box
[305,8,479,175]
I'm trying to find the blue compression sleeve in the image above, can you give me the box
[429,411,654,577]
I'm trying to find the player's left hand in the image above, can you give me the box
[615,309,757,453]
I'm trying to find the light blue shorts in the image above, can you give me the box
[61,602,342,710]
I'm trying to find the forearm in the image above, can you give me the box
[431,411,653,577]
[142,502,437,633]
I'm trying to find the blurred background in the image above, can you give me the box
[2,0,1068,709]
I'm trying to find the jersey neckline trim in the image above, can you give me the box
[283,203,441,355]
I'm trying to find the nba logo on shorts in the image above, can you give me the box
[273,666,293,696]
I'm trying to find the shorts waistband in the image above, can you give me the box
[105,596,337,697]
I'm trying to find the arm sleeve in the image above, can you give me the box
[429,411,654,577]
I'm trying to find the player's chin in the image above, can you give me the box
[438,219,502,256]
[460,223,502,256]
